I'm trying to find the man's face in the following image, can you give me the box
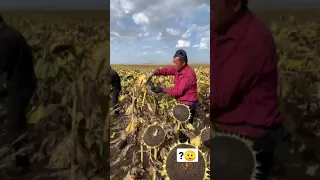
[211,0,240,31]
[173,57,185,71]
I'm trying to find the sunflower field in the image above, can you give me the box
[0,11,110,180]
[110,65,211,180]
[110,15,320,180]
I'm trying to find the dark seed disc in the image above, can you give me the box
[200,128,210,148]
[209,135,256,180]
[142,125,165,147]
[173,104,190,122]
[165,144,206,180]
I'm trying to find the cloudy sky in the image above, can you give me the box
[110,0,210,64]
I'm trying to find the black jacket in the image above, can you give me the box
[110,68,121,92]
[0,24,37,98]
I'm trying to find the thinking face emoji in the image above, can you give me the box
[184,150,196,161]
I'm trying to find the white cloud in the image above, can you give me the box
[138,51,148,55]
[119,0,135,13]
[193,37,209,50]
[155,32,163,41]
[132,12,150,25]
[110,0,210,64]
[110,31,120,37]
[144,32,150,36]
[176,40,190,48]
[181,24,198,39]
[196,29,210,39]
[166,28,181,37]
[111,0,209,42]
[143,45,152,49]
[192,26,210,50]
[156,50,168,56]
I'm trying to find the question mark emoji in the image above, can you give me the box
[179,152,183,159]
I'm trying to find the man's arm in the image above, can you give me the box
[211,39,270,111]
[113,72,121,91]
[153,66,177,76]
[19,35,37,85]
[110,69,116,86]
[0,37,9,98]
[163,77,191,97]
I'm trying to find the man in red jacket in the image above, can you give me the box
[210,0,286,180]
[147,50,199,142]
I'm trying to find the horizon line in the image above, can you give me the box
[110,62,210,65]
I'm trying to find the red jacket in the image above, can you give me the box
[210,10,282,137]
[153,65,198,105]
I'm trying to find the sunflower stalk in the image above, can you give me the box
[176,121,181,140]
[70,83,77,180]
[152,147,157,180]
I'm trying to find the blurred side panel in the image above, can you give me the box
[0,1,110,179]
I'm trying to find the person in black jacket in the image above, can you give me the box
[0,14,37,169]
[110,67,121,115]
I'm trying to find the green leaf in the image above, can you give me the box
[110,132,115,139]
[47,63,60,78]
[77,77,84,96]
[27,104,45,124]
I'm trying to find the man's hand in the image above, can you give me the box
[151,86,163,93]
[145,80,154,88]
[146,72,154,81]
